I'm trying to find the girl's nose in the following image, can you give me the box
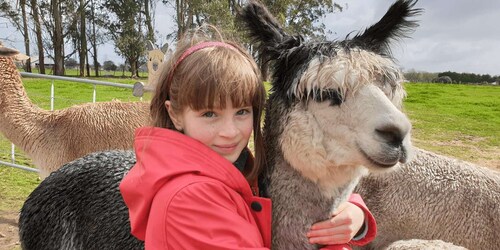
[219,118,239,138]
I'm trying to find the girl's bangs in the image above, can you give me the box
[179,51,261,111]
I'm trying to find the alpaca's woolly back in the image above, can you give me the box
[29,101,150,177]
[356,148,500,249]
[19,150,143,250]
[383,239,468,250]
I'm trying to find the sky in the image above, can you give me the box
[325,0,500,76]
[1,0,499,76]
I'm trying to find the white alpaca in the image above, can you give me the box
[146,41,170,88]
[384,239,468,250]
[0,44,150,178]
[355,148,499,250]
[133,41,171,97]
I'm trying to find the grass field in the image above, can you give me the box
[404,83,499,168]
[0,79,498,248]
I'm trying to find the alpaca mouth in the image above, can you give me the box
[152,63,158,71]
[358,145,406,168]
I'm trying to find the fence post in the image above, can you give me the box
[11,143,15,163]
[93,84,97,103]
[51,80,55,111]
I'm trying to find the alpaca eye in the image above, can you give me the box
[313,89,343,106]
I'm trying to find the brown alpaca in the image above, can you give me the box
[0,44,150,178]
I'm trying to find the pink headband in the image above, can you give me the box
[167,41,239,87]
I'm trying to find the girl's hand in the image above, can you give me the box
[306,202,365,245]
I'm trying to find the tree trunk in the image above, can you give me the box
[31,0,45,74]
[90,0,99,77]
[176,0,188,39]
[20,0,32,72]
[144,0,155,43]
[85,49,91,77]
[52,0,65,75]
[130,58,138,78]
[79,0,87,76]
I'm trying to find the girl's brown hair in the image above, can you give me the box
[150,27,266,182]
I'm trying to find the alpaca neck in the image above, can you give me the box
[0,57,51,153]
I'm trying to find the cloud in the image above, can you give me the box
[323,0,500,75]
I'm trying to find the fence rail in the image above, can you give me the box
[0,72,141,173]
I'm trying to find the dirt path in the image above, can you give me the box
[0,211,20,250]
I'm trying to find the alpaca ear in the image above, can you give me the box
[160,43,169,54]
[352,0,422,55]
[146,40,156,51]
[165,101,183,131]
[239,0,302,59]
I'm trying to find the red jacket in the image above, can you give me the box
[120,127,376,250]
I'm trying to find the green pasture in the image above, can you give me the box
[0,81,499,213]
[404,83,499,165]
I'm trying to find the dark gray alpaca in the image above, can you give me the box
[19,150,143,250]
[19,0,420,249]
[240,0,418,248]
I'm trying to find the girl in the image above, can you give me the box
[120,28,376,249]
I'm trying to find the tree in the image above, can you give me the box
[88,0,108,77]
[20,0,32,72]
[262,0,342,38]
[104,0,147,78]
[65,58,78,68]
[0,0,32,71]
[404,69,438,83]
[78,0,88,76]
[103,60,117,71]
[30,0,46,74]
[51,0,65,75]
[144,0,156,43]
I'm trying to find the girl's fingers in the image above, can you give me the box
[307,224,354,238]
[311,214,351,230]
[307,227,352,245]
[310,219,335,230]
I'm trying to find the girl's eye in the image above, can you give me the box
[236,108,251,116]
[202,111,216,118]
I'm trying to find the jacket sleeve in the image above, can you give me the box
[150,181,269,250]
[347,193,377,246]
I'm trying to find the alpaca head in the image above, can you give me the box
[241,0,421,184]
[0,45,20,57]
[146,41,170,88]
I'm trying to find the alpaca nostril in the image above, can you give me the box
[375,125,403,147]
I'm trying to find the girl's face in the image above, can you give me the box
[166,100,254,163]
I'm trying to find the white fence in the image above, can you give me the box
[0,72,146,173]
